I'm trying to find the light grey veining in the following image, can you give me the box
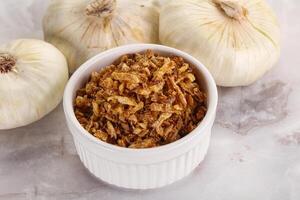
[0,0,300,199]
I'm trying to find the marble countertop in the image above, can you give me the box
[1,0,300,199]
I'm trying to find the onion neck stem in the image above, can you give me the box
[214,0,248,21]
[85,0,116,20]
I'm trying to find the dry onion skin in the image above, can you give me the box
[159,0,280,87]
[0,39,68,130]
[43,0,159,73]
[74,50,207,148]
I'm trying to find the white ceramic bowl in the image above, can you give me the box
[63,44,218,189]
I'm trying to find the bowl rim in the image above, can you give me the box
[63,44,218,155]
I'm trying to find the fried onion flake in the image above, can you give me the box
[74,50,207,148]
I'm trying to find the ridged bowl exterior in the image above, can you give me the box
[67,119,212,189]
[63,44,218,189]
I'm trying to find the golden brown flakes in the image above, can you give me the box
[152,113,173,135]
[128,102,144,114]
[195,106,207,121]
[94,130,109,142]
[111,72,141,84]
[100,77,114,89]
[128,114,138,124]
[133,127,143,135]
[178,63,189,73]
[138,122,148,129]
[106,121,117,139]
[118,82,125,94]
[107,96,137,106]
[75,96,89,108]
[137,82,165,97]
[92,102,100,117]
[153,58,175,80]
[85,82,98,95]
[117,138,127,147]
[129,138,157,149]
[168,77,187,107]
[74,50,207,148]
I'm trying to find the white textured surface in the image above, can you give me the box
[73,133,209,189]
[0,0,300,199]
[63,43,217,189]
